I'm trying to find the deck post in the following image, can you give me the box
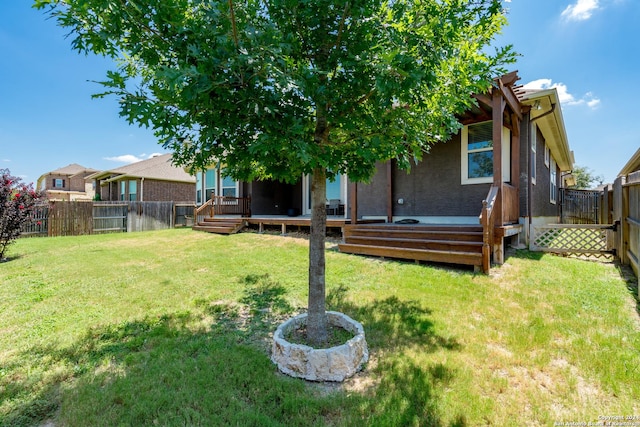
[350,182,358,224]
[386,161,393,223]
[492,88,505,227]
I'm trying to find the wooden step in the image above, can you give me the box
[193,218,245,235]
[338,243,483,267]
[344,227,483,242]
[347,224,483,233]
[344,235,483,253]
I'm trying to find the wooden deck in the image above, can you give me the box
[339,224,486,271]
[192,215,522,273]
[191,215,375,235]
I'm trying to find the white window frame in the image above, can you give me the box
[550,157,557,204]
[544,144,550,168]
[461,121,511,185]
[195,172,203,205]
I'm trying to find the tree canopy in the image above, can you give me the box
[36,0,514,183]
[36,0,515,345]
[570,165,604,190]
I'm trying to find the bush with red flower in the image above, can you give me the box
[0,169,46,260]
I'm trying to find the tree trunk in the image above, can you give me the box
[307,167,328,346]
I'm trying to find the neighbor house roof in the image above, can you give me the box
[515,86,574,172]
[87,154,195,183]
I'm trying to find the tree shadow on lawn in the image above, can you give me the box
[3,273,465,427]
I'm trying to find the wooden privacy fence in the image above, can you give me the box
[560,189,601,224]
[21,201,195,237]
[617,172,640,282]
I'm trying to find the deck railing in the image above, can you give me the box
[480,185,499,274]
[502,183,519,224]
[194,196,251,222]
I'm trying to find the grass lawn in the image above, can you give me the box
[1,228,639,426]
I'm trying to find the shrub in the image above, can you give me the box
[0,169,46,260]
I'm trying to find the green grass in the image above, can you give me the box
[1,228,639,426]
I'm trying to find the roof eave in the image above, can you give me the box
[619,148,640,177]
[521,89,573,172]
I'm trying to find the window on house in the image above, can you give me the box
[550,158,557,204]
[326,178,341,201]
[196,172,202,205]
[128,180,137,201]
[53,178,65,188]
[544,144,550,168]
[466,121,493,180]
[531,123,537,185]
[205,169,216,200]
[120,181,126,201]
[221,173,238,197]
[461,121,511,185]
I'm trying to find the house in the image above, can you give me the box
[36,163,99,201]
[194,71,574,272]
[88,154,195,202]
[618,148,640,180]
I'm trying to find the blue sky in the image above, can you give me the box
[1,0,638,186]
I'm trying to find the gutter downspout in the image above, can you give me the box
[140,177,144,202]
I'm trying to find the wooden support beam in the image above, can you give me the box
[350,182,358,224]
[493,90,505,227]
[498,79,522,121]
[511,112,521,196]
[386,161,393,223]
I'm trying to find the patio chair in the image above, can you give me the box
[327,199,341,216]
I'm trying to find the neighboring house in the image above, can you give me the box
[195,72,575,271]
[618,148,640,180]
[37,163,99,201]
[89,154,195,202]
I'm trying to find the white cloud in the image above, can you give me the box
[104,152,166,164]
[104,154,143,164]
[523,79,600,109]
[561,0,600,21]
[2,159,10,163]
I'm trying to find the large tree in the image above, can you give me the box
[36,0,514,345]
[570,165,604,190]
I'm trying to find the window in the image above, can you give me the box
[550,157,557,204]
[221,172,238,197]
[531,123,537,185]
[196,172,202,205]
[53,178,65,188]
[128,180,137,201]
[200,167,239,201]
[326,178,341,201]
[205,169,216,200]
[544,144,550,168]
[466,121,493,180]
[120,181,126,201]
[461,121,511,185]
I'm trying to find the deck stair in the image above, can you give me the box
[192,217,245,235]
[338,224,485,270]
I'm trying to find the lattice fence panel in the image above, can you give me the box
[531,225,614,261]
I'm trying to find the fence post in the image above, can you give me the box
[622,183,630,266]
